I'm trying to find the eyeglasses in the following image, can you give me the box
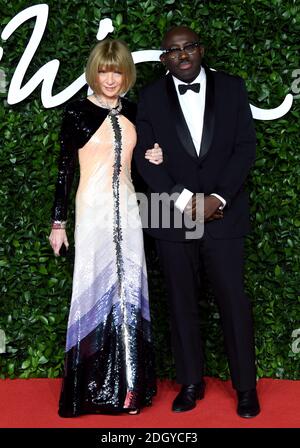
[162,42,202,59]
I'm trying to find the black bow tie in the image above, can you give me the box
[178,83,200,95]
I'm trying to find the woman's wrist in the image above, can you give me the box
[51,220,67,230]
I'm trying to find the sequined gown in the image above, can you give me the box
[52,98,156,416]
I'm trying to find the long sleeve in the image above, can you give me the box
[51,107,79,222]
[134,90,182,196]
[214,78,256,207]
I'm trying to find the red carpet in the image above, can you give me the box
[0,377,299,428]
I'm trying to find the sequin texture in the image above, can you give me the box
[53,98,156,417]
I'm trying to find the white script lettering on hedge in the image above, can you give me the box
[0,329,6,354]
[0,3,294,119]
[291,329,300,354]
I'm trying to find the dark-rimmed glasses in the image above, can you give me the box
[162,42,202,59]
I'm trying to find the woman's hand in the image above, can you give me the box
[144,143,163,165]
[48,228,69,256]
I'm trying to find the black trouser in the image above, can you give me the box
[156,233,257,392]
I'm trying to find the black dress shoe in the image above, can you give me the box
[237,388,260,418]
[172,382,205,412]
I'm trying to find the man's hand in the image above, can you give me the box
[185,194,224,221]
[206,209,223,222]
[204,195,223,221]
[184,194,203,221]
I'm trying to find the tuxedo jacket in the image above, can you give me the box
[134,65,256,241]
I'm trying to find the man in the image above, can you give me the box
[134,26,260,418]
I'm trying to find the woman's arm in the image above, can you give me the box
[49,105,78,255]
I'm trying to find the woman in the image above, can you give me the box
[49,39,162,416]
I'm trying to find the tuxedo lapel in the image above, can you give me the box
[166,74,199,161]
[199,65,215,160]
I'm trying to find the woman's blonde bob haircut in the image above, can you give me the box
[85,39,136,95]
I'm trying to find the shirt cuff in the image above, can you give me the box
[210,193,226,210]
[175,188,194,213]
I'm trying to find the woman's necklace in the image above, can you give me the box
[94,94,122,116]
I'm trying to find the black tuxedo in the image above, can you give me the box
[134,65,257,391]
[134,66,256,241]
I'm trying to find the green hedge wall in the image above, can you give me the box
[0,0,299,380]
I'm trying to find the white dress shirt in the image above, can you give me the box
[173,67,226,212]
